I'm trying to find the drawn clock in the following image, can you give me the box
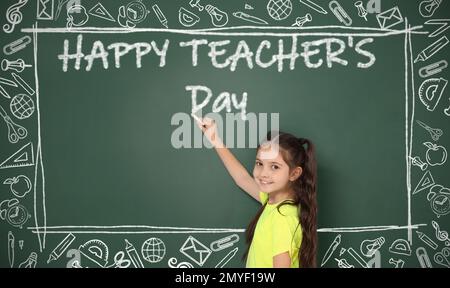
[427,185,450,218]
[0,198,30,228]
[126,0,150,23]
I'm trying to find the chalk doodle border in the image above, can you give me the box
[22,21,427,251]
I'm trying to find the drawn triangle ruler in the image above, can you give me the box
[0,142,34,169]
[413,170,435,195]
[88,2,115,22]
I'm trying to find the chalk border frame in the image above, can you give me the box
[22,21,426,251]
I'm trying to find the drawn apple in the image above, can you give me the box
[424,142,448,166]
[3,175,31,198]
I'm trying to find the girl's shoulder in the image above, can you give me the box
[274,202,298,218]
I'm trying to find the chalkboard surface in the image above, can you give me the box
[0,0,449,268]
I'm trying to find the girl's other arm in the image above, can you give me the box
[273,252,291,268]
[196,117,260,201]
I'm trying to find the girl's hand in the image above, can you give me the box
[195,116,223,148]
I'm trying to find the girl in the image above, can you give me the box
[195,117,318,268]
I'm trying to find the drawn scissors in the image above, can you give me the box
[106,251,131,268]
[434,247,450,268]
[0,103,27,143]
[416,120,443,141]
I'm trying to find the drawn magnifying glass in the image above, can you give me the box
[0,104,27,143]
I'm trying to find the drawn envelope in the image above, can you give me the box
[376,6,403,29]
[37,0,54,20]
[179,236,212,266]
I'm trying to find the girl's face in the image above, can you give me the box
[253,145,301,194]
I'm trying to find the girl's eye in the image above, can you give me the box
[256,161,262,166]
[271,165,279,170]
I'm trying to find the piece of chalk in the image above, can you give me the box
[191,113,204,125]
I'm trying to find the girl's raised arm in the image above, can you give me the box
[195,117,260,201]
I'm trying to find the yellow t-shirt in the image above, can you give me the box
[246,192,302,268]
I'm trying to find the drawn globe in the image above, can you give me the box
[10,94,35,120]
[267,0,292,21]
[141,237,166,263]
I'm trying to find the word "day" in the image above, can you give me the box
[57,35,376,72]
[187,85,247,120]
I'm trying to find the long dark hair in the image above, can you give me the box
[244,131,318,268]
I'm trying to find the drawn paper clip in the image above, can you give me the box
[210,234,239,252]
[416,247,433,268]
[329,1,352,26]
[419,60,448,78]
[3,36,31,55]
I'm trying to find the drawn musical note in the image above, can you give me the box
[3,0,28,34]
[432,220,450,246]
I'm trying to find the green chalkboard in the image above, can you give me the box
[0,0,449,269]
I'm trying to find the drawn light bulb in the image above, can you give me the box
[360,237,385,257]
[419,0,442,18]
[205,5,228,27]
